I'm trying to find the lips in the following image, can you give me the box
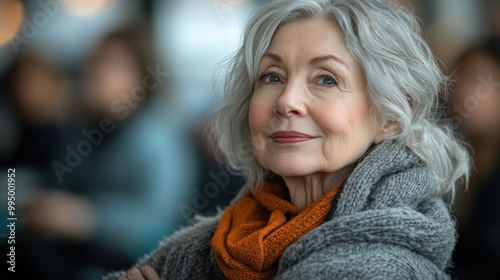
[270,131,316,144]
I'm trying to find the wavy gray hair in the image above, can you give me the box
[211,0,470,201]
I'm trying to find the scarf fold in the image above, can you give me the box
[211,181,340,280]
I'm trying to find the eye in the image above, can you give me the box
[265,75,281,83]
[317,75,337,86]
[258,71,283,84]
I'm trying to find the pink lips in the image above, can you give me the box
[271,131,316,144]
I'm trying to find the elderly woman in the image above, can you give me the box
[106,0,470,279]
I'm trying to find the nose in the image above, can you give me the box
[274,81,307,118]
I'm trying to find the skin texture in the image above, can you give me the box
[249,18,395,208]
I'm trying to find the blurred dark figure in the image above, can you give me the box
[484,0,500,43]
[1,53,73,167]
[0,52,77,279]
[450,41,500,279]
[5,22,199,280]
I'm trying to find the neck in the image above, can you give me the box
[283,165,353,209]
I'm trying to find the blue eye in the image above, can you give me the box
[258,72,283,84]
[265,75,281,83]
[318,76,337,86]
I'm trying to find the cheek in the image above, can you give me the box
[249,95,272,135]
[315,97,373,138]
[248,95,272,168]
[322,99,375,167]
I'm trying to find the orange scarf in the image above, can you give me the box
[211,181,340,280]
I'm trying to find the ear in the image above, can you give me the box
[374,120,400,144]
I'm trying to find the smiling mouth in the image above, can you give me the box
[270,131,317,144]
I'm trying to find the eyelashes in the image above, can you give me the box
[256,70,340,87]
[257,71,282,83]
[316,73,339,86]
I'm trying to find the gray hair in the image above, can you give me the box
[211,0,470,201]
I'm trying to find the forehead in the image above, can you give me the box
[265,18,356,66]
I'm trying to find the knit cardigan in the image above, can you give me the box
[104,140,456,279]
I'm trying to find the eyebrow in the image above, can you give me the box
[263,52,283,63]
[263,52,349,70]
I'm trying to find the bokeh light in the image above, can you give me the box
[64,0,113,15]
[0,0,24,46]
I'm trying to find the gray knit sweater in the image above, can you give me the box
[104,140,455,279]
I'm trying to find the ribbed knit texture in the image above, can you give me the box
[104,140,456,280]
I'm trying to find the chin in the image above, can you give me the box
[271,169,312,178]
[266,157,318,178]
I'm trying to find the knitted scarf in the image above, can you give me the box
[211,181,340,280]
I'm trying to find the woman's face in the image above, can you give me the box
[249,18,385,178]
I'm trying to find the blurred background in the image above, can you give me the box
[0,0,498,279]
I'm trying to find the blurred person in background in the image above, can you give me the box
[0,52,76,243]
[6,22,199,280]
[0,52,80,279]
[450,42,500,279]
[0,53,74,168]
[484,0,500,44]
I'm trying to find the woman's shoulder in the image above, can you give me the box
[280,197,454,279]
[277,139,456,279]
[274,140,455,279]
[335,139,442,214]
